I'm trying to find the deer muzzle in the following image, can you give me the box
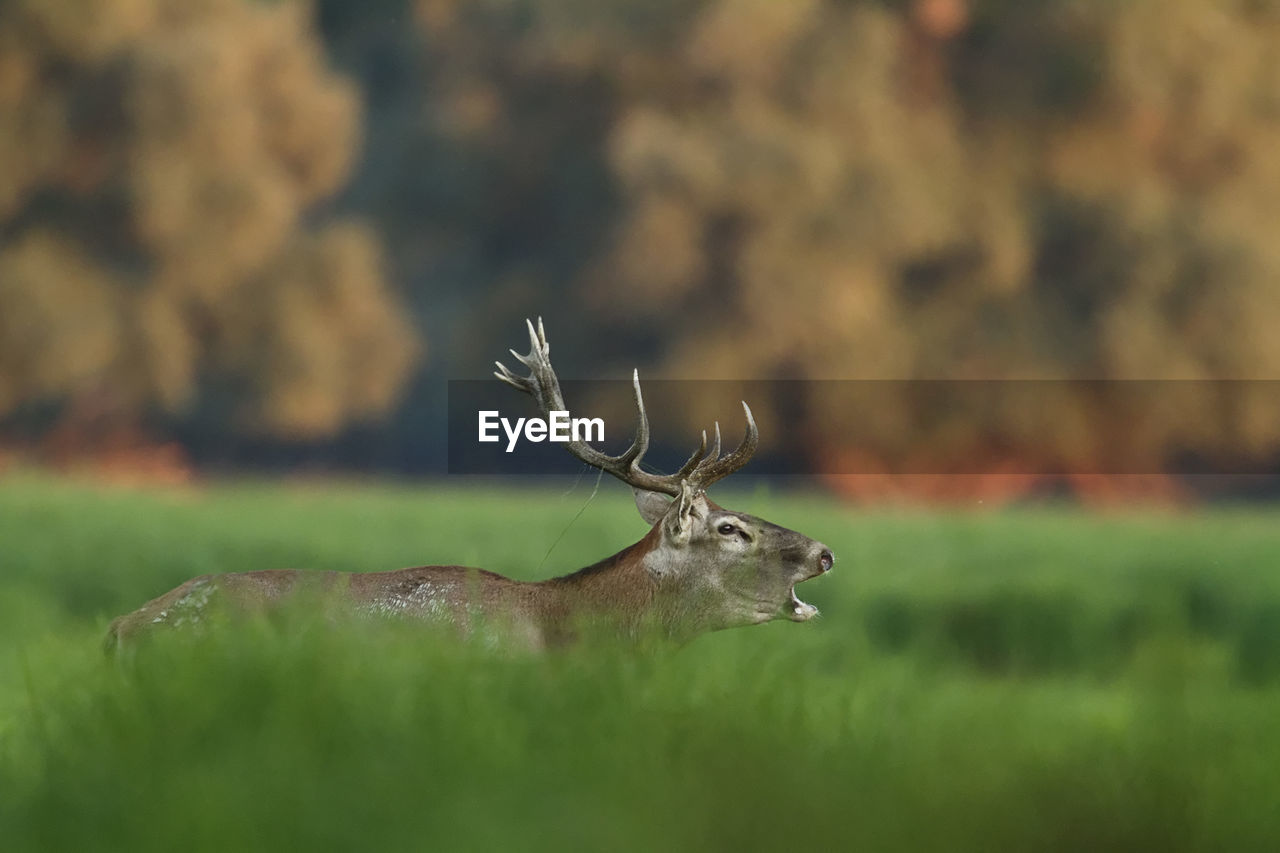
[785,545,833,621]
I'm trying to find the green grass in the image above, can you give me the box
[1,475,1279,851]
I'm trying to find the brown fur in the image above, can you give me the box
[105,527,667,652]
[106,495,831,652]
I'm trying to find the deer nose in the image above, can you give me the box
[819,549,834,573]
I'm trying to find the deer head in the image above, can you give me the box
[496,318,833,639]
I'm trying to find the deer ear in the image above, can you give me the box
[633,488,671,526]
[664,482,697,543]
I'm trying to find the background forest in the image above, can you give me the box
[4,7,1280,850]
[2,0,1279,493]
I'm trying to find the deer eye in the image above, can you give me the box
[717,523,736,535]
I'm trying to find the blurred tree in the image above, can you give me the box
[380,0,1280,488]
[11,0,1272,485]
[0,0,420,440]
[1042,0,1280,461]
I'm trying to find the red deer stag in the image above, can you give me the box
[106,319,833,650]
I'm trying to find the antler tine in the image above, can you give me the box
[618,369,651,465]
[497,318,691,497]
[525,318,543,356]
[685,402,759,491]
[671,430,709,481]
[687,422,722,483]
[494,360,530,392]
[494,318,548,387]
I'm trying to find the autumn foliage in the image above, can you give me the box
[0,0,419,440]
[3,0,1279,489]
[396,0,1280,488]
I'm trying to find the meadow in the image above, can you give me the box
[1,474,1278,852]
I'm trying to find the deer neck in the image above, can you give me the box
[535,526,663,643]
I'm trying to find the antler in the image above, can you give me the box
[494,318,758,497]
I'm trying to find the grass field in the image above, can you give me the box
[1,475,1278,852]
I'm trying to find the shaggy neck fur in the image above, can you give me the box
[534,526,663,644]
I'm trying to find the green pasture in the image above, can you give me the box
[1,475,1278,851]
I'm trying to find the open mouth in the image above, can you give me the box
[783,589,814,622]
[785,550,832,622]
[786,586,819,621]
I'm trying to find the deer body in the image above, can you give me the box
[107,320,832,651]
[108,539,659,651]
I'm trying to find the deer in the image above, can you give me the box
[105,319,834,651]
